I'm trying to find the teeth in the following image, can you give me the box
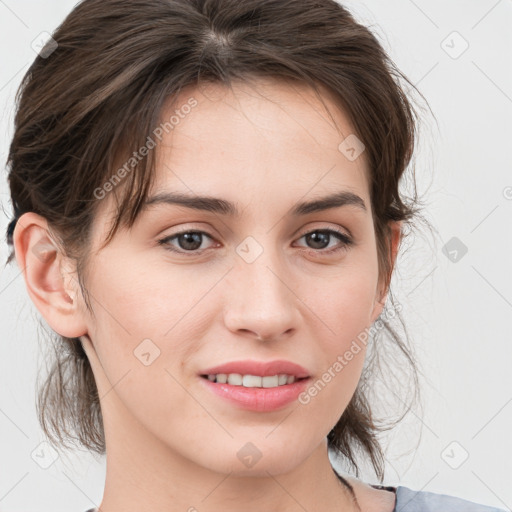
[228,373,243,386]
[216,374,228,384]
[263,376,278,387]
[206,373,298,387]
[243,375,261,387]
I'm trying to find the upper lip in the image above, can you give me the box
[200,360,310,379]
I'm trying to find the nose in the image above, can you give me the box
[223,244,300,341]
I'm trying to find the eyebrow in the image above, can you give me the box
[142,190,367,216]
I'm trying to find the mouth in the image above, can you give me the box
[199,359,311,383]
[198,373,311,412]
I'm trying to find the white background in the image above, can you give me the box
[0,1,511,511]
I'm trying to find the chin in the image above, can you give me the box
[196,444,306,478]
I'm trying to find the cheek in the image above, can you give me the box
[291,262,378,412]
[307,262,380,345]
[84,256,217,403]
[88,253,216,338]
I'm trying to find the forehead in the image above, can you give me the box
[164,78,358,151]
[152,78,368,195]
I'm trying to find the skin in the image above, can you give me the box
[14,78,400,512]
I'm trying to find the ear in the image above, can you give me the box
[370,220,402,323]
[12,212,88,338]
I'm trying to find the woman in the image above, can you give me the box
[4,0,506,510]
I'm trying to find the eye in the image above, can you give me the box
[158,230,216,253]
[294,228,353,254]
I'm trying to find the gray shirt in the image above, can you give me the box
[391,486,507,511]
[83,484,508,511]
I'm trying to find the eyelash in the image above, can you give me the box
[157,227,353,257]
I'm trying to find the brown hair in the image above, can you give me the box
[4,0,430,484]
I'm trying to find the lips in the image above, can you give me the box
[199,359,310,379]
[199,362,311,412]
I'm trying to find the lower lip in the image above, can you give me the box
[199,376,311,412]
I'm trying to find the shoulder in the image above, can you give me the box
[343,475,507,512]
[395,486,508,512]
[343,476,396,512]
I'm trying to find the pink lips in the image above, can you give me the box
[199,359,310,379]
[198,359,311,412]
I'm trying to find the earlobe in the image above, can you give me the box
[370,296,386,325]
[13,212,88,338]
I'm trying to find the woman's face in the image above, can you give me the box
[78,78,394,476]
